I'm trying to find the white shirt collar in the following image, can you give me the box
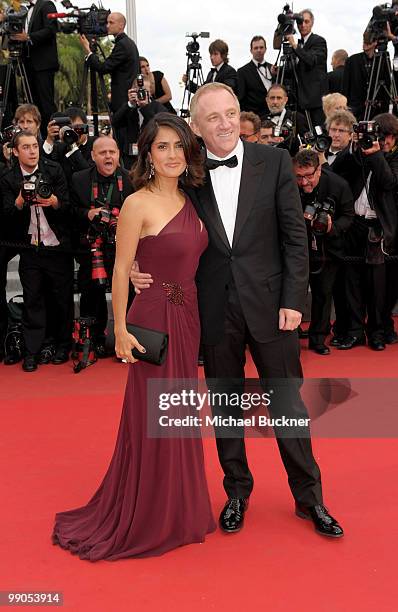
[21,164,38,176]
[207,138,244,162]
[302,33,311,44]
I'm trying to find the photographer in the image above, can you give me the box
[240,112,260,143]
[182,39,238,94]
[261,83,308,155]
[275,9,328,126]
[293,149,354,354]
[79,12,139,112]
[71,136,133,357]
[9,0,59,136]
[325,110,356,167]
[0,131,73,371]
[335,113,398,350]
[237,36,276,115]
[112,77,167,169]
[43,108,95,183]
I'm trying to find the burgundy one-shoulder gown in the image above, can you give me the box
[52,196,216,560]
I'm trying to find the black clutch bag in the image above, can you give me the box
[126,323,169,365]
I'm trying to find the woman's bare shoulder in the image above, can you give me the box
[122,189,154,215]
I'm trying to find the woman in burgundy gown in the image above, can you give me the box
[52,114,216,560]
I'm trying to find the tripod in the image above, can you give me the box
[0,46,33,130]
[364,39,398,120]
[78,39,111,137]
[275,37,299,112]
[180,53,205,119]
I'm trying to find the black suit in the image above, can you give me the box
[237,60,274,115]
[342,51,392,120]
[87,32,139,112]
[260,108,309,155]
[0,159,73,356]
[327,66,345,94]
[292,33,328,124]
[187,63,238,94]
[187,142,323,506]
[23,0,59,133]
[71,166,134,340]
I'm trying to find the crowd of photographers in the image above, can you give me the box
[1,3,398,370]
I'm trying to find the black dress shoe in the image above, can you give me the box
[38,345,55,365]
[337,336,366,350]
[309,343,330,355]
[385,331,398,345]
[22,355,38,372]
[369,339,385,351]
[4,352,22,365]
[329,335,345,347]
[52,348,69,364]
[295,503,344,538]
[219,498,248,533]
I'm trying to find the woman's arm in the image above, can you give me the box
[112,194,146,362]
[156,76,173,104]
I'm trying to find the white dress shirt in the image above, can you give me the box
[22,166,60,246]
[252,59,272,90]
[354,172,377,219]
[207,139,244,246]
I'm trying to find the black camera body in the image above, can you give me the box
[368,4,398,42]
[88,205,120,244]
[136,74,148,102]
[0,125,22,146]
[303,126,332,153]
[53,1,110,38]
[303,196,335,235]
[21,173,53,203]
[277,3,304,36]
[273,117,294,139]
[60,123,89,146]
[1,6,28,35]
[185,31,210,68]
[353,121,381,149]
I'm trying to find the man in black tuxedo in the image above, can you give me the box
[342,33,389,120]
[261,84,309,155]
[237,36,275,116]
[0,131,73,371]
[71,136,134,357]
[182,39,238,94]
[10,0,58,135]
[79,13,139,112]
[132,83,344,539]
[328,49,348,94]
[282,9,328,126]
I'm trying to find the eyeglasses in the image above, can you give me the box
[295,168,319,183]
[240,132,258,140]
[329,127,351,134]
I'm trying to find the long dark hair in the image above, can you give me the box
[131,113,205,190]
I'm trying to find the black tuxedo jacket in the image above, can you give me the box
[187,63,238,94]
[43,137,96,183]
[187,142,309,345]
[0,158,70,245]
[292,33,328,110]
[327,66,344,94]
[87,33,140,112]
[23,0,59,72]
[71,165,133,234]
[237,60,274,115]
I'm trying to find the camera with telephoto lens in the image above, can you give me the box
[303,196,335,235]
[21,173,53,203]
[136,74,148,102]
[59,123,89,146]
[303,126,332,153]
[88,205,120,245]
[353,121,382,150]
[276,3,304,36]
[0,125,22,146]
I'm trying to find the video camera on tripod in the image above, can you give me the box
[180,31,209,119]
[47,0,110,40]
[0,5,28,56]
[276,3,304,37]
[367,3,398,45]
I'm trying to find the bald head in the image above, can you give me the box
[107,12,126,36]
[92,136,120,176]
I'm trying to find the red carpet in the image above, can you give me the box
[1,334,398,611]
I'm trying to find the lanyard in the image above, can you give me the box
[90,172,124,209]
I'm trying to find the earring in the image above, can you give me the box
[149,162,155,179]
[185,165,189,177]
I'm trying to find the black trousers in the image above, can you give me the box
[25,64,57,138]
[202,284,323,506]
[19,249,74,356]
[345,217,388,340]
[308,258,341,345]
[0,246,20,349]
[332,264,349,338]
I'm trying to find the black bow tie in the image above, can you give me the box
[210,67,217,73]
[206,155,238,170]
[257,62,267,68]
